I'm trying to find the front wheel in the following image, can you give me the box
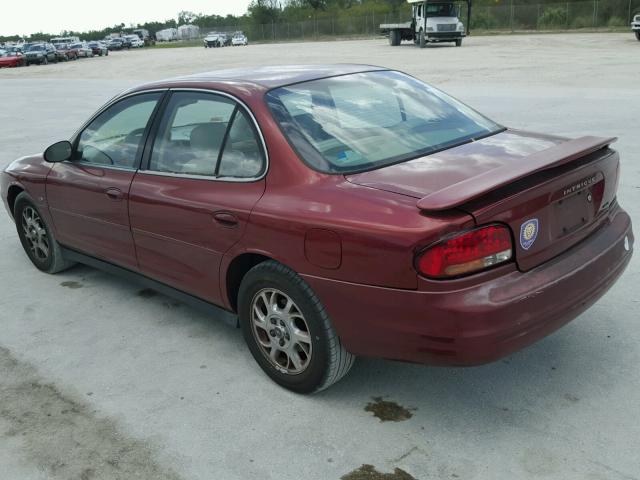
[419,29,426,48]
[238,261,355,393]
[455,38,462,47]
[636,31,640,41]
[14,193,75,274]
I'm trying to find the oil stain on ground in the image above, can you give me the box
[342,464,417,480]
[0,346,183,480]
[365,397,414,422]
[60,281,83,289]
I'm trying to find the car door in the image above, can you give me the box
[46,91,164,270]
[129,90,267,305]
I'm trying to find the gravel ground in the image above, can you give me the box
[0,32,639,480]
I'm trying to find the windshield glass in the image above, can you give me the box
[71,43,82,48]
[266,70,503,174]
[29,45,44,51]
[426,3,456,16]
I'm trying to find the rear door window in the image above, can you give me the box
[148,91,265,179]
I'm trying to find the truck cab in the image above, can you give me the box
[413,1,466,46]
[381,0,470,48]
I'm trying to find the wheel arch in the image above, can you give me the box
[7,184,25,218]
[225,252,273,312]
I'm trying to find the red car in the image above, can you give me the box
[0,49,26,67]
[2,65,633,393]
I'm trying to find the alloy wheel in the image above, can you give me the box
[21,206,49,262]
[250,288,312,375]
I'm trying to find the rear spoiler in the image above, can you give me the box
[416,136,616,211]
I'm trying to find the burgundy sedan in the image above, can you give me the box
[1,65,633,392]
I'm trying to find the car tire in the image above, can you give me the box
[419,29,426,48]
[636,31,640,41]
[238,260,355,393]
[14,192,75,274]
[455,38,462,47]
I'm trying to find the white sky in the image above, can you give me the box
[0,0,252,37]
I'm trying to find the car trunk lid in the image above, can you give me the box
[345,130,619,271]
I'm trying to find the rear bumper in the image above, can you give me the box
[303,207,633,365]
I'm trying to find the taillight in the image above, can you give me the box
[416,224,513,279]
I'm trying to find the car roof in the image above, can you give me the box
[136,64,388,93]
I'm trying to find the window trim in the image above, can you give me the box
[139,88,269,183]
[68,89,168,172]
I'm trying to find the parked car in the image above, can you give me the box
[124,35,144,48]
[71,42,94,58]
[632,13,640,41]
[106,38,124,51]
[87,41,108,56]
[24,43,57,65]
[1,65,633,393]
[203,33,223,48]
[231,33,248,46]
[0,49,26,67]
[55,43,79,61]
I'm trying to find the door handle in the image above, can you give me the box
[105,188,124,201]
[213,212,239,227]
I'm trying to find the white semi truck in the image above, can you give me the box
[380,0,471,48]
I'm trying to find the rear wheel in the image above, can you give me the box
[419,29,426,48]
[636,31,640,41]
[238,261,355,393]
[389,29,401,46]
[14,193,74,274]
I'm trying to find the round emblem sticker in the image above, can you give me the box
[520,219,539,250]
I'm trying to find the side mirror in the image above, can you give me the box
[44,141,72,163]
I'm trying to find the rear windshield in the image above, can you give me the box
[266,70,502,174]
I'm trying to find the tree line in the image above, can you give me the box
[1,0,635,43]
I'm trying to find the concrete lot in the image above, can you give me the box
[0,33,638,480]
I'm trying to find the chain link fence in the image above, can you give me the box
[192,0,639,44]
